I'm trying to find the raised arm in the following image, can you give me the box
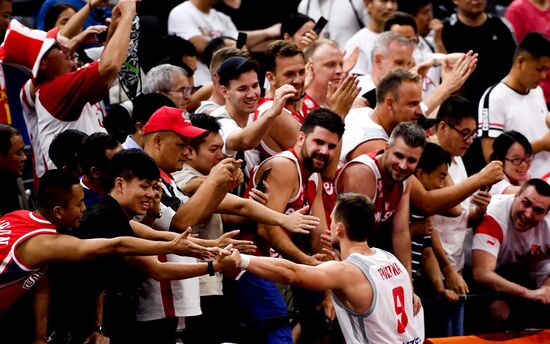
[98,0,136,84]
[409,161,503,215]
[225,85,295,152]
[392,182,412,276]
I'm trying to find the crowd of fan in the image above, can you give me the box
[0,0,549,343]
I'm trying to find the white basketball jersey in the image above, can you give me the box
[333,250,424,344]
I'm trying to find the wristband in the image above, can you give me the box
[240,254,251,270]
[207,261,215,276]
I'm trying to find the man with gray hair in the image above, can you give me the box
[144,64,193,112]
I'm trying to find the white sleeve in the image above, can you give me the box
[478,86,506,138]
[168,6,203,40]
[218,117,242,156]
[153,203,176,232]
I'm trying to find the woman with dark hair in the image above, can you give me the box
[44,2,77,31]
[489,130,533,195]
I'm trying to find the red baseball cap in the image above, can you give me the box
[143,106,207,138]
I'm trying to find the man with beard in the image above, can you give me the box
[240,108,344,343]
[336,122,425,279]
[2,0,137,176]
[210,56,296,194]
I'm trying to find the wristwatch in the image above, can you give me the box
[146,209,162,219]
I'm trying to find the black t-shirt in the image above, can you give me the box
[442,14,516,105]
[49,195,145,339]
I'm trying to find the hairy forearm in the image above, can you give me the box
[474,269,529,298]
[229,110,278,151]
[146,261,209,281]
[257,226,311,264]
[247,255,302,285]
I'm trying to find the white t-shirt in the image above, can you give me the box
[340,107,387,166]
[478,82,550,178]
[344,28,379,76]
[432,156,471,272]
[210,105,260,179]
[473,194,550,286]
[297,0,369,48]
[135,176,201,322]
[168,1,238,87]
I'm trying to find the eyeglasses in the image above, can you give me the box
[504,155,533,166]
[444,121,477,141]
[169,86,196,96]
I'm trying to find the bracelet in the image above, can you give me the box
[240,254,251,270]
[207,261,215,276]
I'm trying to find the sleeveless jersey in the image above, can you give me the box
[248,149,320,256]
[335,151,405,225]
[0,211,57,313]
[333,250,422,344]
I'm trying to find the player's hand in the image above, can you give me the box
[282,206,320,234]
[322,247,341,261]
[318,292,336,320]
[327,74,360,118]
[526,286,550,304]
[248,183,269,205]
[299,30,319,48]
[82,330,110,344]
[208,158,238,188]
[444,270,469,295]
[471,190,491,215]
[171,227,214,259]
[214,245,241,271]
[412,293,422,316]
[214,230,256,253]
[271,84,298,117]
[438,288,460,303]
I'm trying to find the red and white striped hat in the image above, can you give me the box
[1,19,59,78]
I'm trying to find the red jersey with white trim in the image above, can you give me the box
[472,194,550,286]
[335,150,405,225]
[34,62,107,177]
[248,149,320,256]
[0,211,57,313]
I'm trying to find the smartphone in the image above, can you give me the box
[96,30,108,43]
[236,32,247,49]
[256,167,272,193]
[312,17,328,35]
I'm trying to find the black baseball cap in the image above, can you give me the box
[216,56,259,86]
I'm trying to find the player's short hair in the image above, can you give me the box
[109,149,160,188]
[436,95,476,127]
[389,122,426,149]
[376,68,420,105]
[300,108,345,139]
[37,169,80,209]
[519,179,550,199]
[188,113,221,151]
[333,193,375,241]
[415,142,450,174]
[264,40,304,73]
[515,32,550,60]
[303,39,339,61]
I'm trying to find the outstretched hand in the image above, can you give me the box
[282,206,320,234]
[171,227,214,260]
[215,230,257,253]
[327,74,360,118]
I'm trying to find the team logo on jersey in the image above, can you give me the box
[23,271,44,290]
[304,98,314,109]
[323,182,334,195]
